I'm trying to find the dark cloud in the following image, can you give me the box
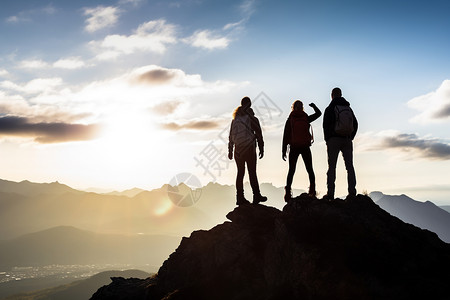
[134,69,176,85]
[152,101,182,115]
[432,103,450,119]
[381,133,450,160]
[0,116,101,143]
[161,120,221,131]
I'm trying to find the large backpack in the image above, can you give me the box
[334,105,354,136]
[231,114,255,148]
[290,112,313,147]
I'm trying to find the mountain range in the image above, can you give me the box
[0,179,299,240]
[91,194,450,300]
[370,191,450,242]
[0,179,449,299]
[0,178,449,243]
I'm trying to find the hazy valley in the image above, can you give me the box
[0,178,449,299]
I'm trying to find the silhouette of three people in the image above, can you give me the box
[228,88,358,206]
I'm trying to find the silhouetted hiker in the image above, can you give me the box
[228,97,267,205]
[282,101,322,201]
[322,87,358,200]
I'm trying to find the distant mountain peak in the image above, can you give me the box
[375,193,450,242]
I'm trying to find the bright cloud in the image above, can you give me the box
[83,6,120,33]
[408,79,450,123]
[91,19,177,58]
[151,101,183,115]
[1,65,241,128]
[53,57,86,69]
[0,69,8,77]
[1,78,63,95]
[17,57,88,70]
[18,59,49,69]
[184,30,230,50]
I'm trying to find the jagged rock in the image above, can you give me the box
[90,195,450,300]
[90,276,156,300]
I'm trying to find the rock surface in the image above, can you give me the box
[90,194,450,300]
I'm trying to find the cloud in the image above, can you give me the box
[133,68,178,85]
[119,0,144,6]
[83,6,120,33]
[126,65,219,90]
[223,0,255,31]
[18,57,88,70]
[0,116,101,143]
[91,19,177,58]
[18,59,50,69]
[5,5,56,24]
[53,57,86,69]
[182,0,255,50]
[183,30,230,50]
[161,119,223,131]
[151,101,183,115]
[1,78,63,95]
[360,131,450,160]
[0,69,9,77]
[408,79,450,123]
[239,0,256,16]
[0,64,243,133]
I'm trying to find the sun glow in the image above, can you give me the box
[73,109,168,188]
[153,199,174,216]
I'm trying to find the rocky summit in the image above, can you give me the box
[90,194,450,300]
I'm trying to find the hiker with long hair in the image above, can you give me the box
[282,100,321,201]
[228,97,267,206]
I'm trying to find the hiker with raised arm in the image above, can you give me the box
[282,100,322,201]
[228,97,267,206]
[322,87,358,201]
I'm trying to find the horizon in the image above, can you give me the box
[0,1,450,205]
[2,176,449,207]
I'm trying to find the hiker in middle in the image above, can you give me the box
[282,100,322,201]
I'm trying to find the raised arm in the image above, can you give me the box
[307,103,322,123]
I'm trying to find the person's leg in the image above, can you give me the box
[326,137,341,198]
[246,148,260,196]
[300,147,316,195]
[234,150,246,203]
[341,139,357,196]
[286,147,301,189]
[246,148,267,204]
[285,147,300,201]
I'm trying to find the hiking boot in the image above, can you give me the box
[253,194,267,205]
[236,194,250,206]
[308,186,317,198]
[284,186,292,202]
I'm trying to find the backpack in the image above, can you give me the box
[231,114,255,148]
[334,105,354,136]
[290,112,313,147]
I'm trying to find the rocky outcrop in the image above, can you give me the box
[91,194,450,300]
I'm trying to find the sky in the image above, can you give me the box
[0,0,449,204]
